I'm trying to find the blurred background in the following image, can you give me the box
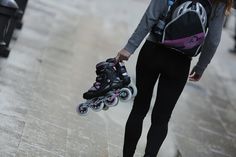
[0,0,235,156]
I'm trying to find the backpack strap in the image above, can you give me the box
[165,0,181,23]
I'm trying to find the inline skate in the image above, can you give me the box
[77,58,137,116]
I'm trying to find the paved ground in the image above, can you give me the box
[0,0,236,157]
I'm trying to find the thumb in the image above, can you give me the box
[189,71,196,77]
[115,54,121,63]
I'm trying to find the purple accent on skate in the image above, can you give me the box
[163,32,205,49]
[89,82,101,91]
[94,82,101,89]
[106,90,120,102]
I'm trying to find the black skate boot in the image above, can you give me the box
[83,61,122,100]
[106,58,131,87]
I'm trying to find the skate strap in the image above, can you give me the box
[88,82,101,91]
[93,82,101,89]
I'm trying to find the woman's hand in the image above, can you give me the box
[189,69,202,82]
[115,49,131,62]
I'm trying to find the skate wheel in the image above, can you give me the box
[103,105,109,111]
[119,88,132,102]
[128,84,137,97]
[105,95,119,107]
[91,101,104,112]
[77,103,89,116]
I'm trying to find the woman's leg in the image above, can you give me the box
[144,53,191,157]
[123,42,160,157]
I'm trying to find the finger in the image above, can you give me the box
[120,55,128,61]
[124,54,130,61]
[189,75,201,81]
[123,56,128,61]
[189,76,193,79]
[189,72,195,77]
[115,54,120,62]
[189,77,197,81]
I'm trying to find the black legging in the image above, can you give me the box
[123,41,191,157]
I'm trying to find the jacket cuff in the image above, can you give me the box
[193,65,206,76]
[124,41,138,54]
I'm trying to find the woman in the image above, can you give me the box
[115,0,233,156]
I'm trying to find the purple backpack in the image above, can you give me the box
[156,0,213,57]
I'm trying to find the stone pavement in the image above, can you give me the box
[0,0,235,157]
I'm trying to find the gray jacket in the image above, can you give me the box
[124,0,226,75]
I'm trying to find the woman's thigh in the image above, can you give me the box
[132,41,160,114]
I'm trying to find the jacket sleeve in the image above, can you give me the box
[193,2,226,75]
[124,0,163,54]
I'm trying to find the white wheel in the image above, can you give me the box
[105,95,119,107]
[90,100,104,112]
[128,84,137,97]
[119,88,132,102]
[77,103,89,116]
